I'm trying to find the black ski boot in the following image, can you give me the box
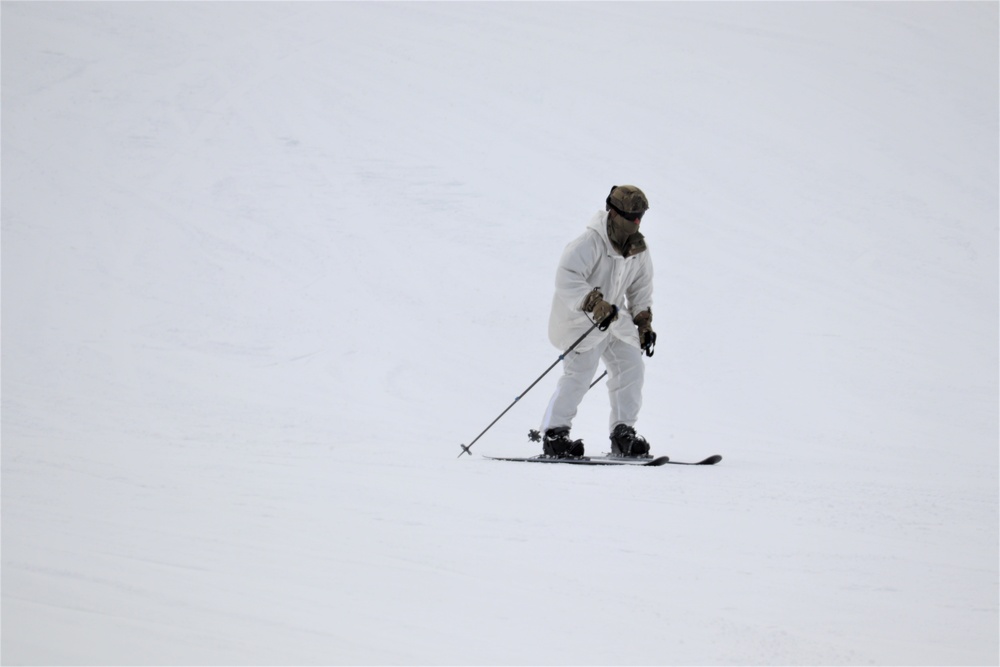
[610,424,651,458]
[542,427,585,458]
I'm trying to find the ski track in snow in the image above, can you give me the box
[2,3,997,665]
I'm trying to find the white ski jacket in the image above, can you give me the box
[548,210,654,353]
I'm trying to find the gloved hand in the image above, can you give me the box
[582,288,618,330]
[633,309,656,357]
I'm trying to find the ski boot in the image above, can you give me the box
[610,424,651,458]
[540,427,585,458]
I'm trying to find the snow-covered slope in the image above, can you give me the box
[3,3,997,664]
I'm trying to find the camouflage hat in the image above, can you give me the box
[606,185,649,217]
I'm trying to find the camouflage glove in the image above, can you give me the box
[633,309,656,357]
[582,288,618,330]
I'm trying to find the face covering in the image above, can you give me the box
[607,210,645,257]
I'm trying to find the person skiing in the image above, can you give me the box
[537,185,657,459]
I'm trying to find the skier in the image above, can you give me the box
[538,185,657,458]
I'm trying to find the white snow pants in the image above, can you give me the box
[540,335,644,434]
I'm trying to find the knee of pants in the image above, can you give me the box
[603,342,644,385]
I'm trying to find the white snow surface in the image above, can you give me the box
[2,3,998,665]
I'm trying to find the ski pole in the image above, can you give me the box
[589,369,608,389]
[458,313,612,458]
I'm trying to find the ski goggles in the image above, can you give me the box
[610,204,645,222]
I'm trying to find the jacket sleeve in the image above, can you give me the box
[625,252,654,317]
[553,232,602,312]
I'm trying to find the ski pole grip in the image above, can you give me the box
[597,305,618,331]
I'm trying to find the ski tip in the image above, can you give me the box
[701,454,723,465]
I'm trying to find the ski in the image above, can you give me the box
[592,454,722,466]
[586,453,721,465]
[484,453,721,467]
[485,454,670,467]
